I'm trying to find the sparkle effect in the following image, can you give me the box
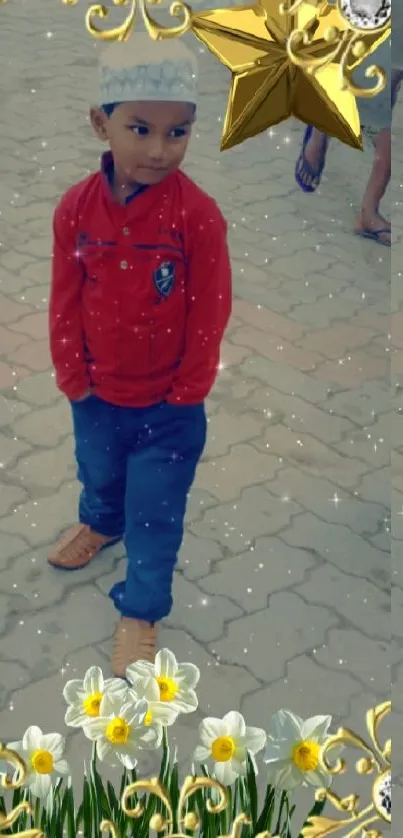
[0,8,389,814]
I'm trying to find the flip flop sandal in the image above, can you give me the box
[295,124,329,193]
[356,227,391,247]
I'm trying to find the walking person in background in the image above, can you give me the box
[295,38,399,247]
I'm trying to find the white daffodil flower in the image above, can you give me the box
[82,691,161,769]
[63,665,128,728]
[126,648,200,716]
[263,710,334,790]
[193,711,267,786]
[127,677,179,729]
[7,725,69,799]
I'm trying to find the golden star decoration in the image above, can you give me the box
[190,0,390,151]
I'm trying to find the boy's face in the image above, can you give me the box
[90,100,195,187]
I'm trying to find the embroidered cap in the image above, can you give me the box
[99,33,198,106]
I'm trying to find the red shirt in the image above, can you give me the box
[49,153,232,406]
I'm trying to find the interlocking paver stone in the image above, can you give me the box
[0,0,391,823]
[208,593,339,682]
[242,654,363,725]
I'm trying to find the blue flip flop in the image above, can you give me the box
[295,124,329,193]
[355,227,391,247]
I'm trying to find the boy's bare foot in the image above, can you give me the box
[48,524,119,570]
[111,617,157,679]
[354,212,391,247]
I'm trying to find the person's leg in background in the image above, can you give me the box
[294,40,394,245]
[110,402,207,675]
[354,67,402,245]
[354,125,391,245]
[48,396,126,569]
[295,125,330,192]
[391,69,403,108]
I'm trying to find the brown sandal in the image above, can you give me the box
[111,617,157,678]
[48,524,120,570]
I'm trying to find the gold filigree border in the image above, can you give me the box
[301,701,391,838]
[62,0,192,41]
[0,703,391,837]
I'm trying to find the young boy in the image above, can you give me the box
[48,34,232,677]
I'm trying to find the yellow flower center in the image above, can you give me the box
[105,717,131,745]
[292,740,320,772]
[30,749,54,775]
[144,709,153,726]
[82,692,103,717]
[157,676,178,702]
[211,736,236,763]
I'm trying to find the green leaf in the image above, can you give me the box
[75,800,84,833]
[107,779,120,815]
[82,774,93,837]
[59,783,70,824]
[238,777,249,817]
[119,767,129,800]
[65,786,76,838]
[280,794,294,838]
[169,762,180,831]
[20,791,29,832]
[11,784,22,812]
[118,768,139,836]
[159,728,170,784]
[90,758,111,820]
[274,790,289,836]
[245,753,258,831]
[49,788,61,836]
[255,784,276,834]
[232,779,239,822]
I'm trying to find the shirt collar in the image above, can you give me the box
[101,151,149,205]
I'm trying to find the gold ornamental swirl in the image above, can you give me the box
[301,701,391,838]
[101,775,280,838]
[62,0,192,41]
[283,0,391,98]
[280,0,328,16]
[340,32,386,97]
[0,745,44,837]
[121,775,233,835]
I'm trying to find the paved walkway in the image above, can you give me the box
[0,0,391,820]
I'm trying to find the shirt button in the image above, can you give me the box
[120,260,128,270]
[122,227,130,236]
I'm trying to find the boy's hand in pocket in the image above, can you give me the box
[74,389,93,403]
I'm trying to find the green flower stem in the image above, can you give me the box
[274,790,289,835]
[162,727,169,762]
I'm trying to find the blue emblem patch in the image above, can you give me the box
[154,262,175,298]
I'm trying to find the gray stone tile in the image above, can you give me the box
[0,0,392,817]
[208,593,339,682]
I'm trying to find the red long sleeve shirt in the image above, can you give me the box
[49,153,232,406]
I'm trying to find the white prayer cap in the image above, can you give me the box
[99,32,198,106]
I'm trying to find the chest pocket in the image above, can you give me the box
[79,240,117,277]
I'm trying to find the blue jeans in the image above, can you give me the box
[71,397,207,622]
